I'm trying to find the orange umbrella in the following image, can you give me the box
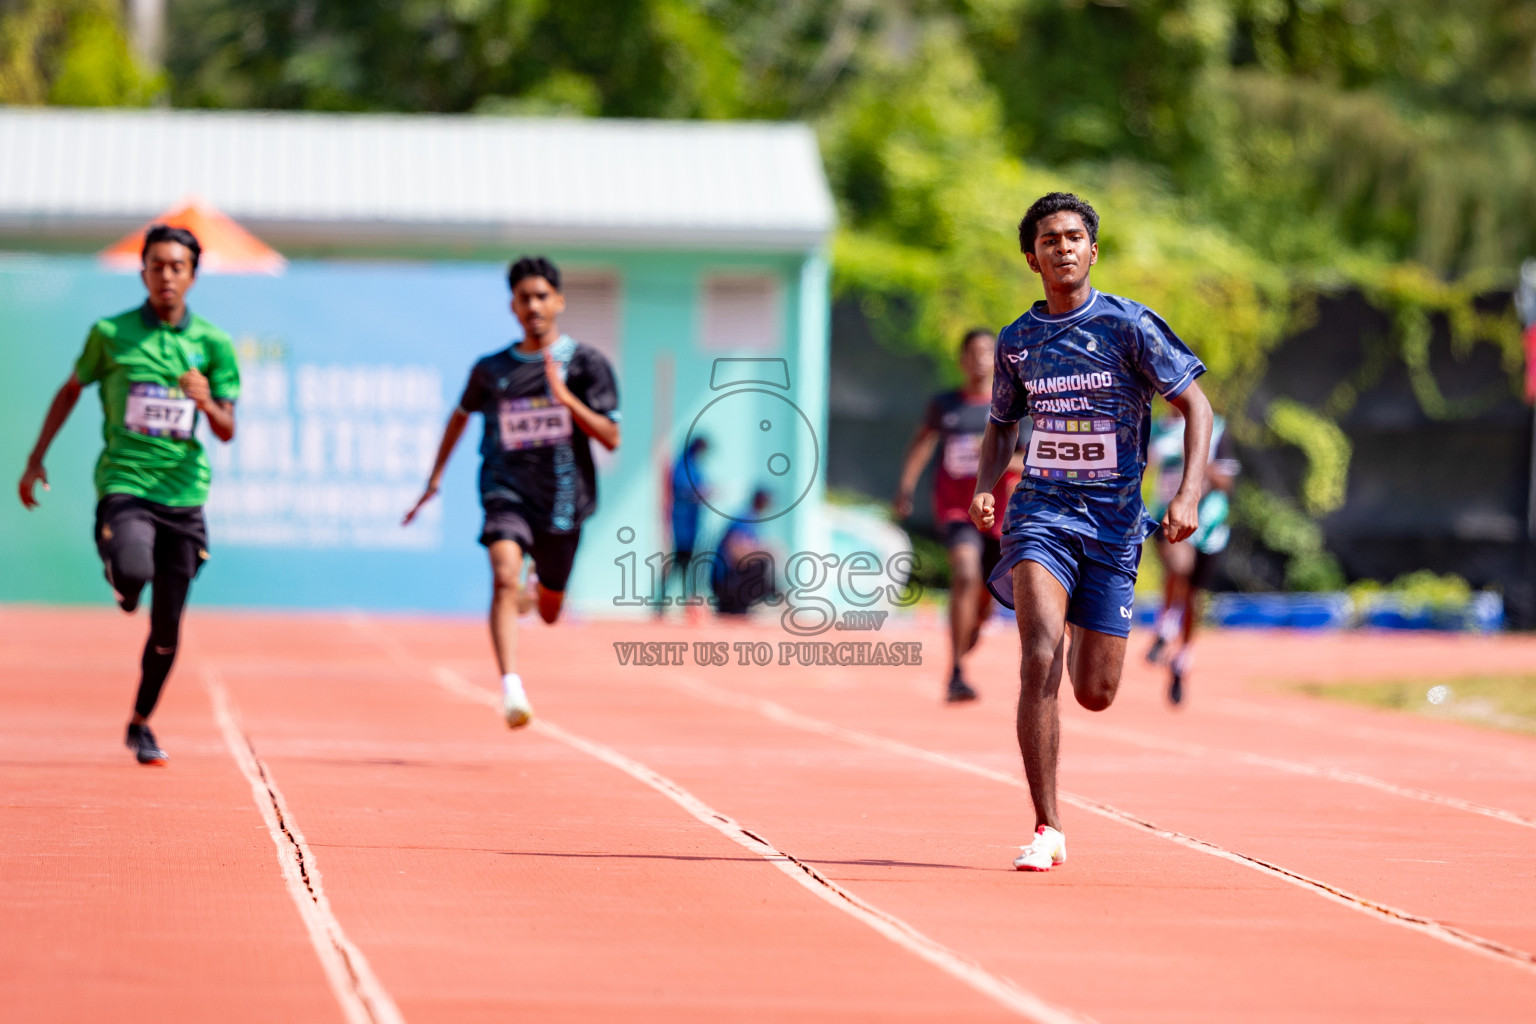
[99,197,285,275]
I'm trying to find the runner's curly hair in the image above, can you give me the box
[1018,192,1099,253]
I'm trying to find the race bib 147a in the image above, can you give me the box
[124,383,196,440]
[499,396,572,451]
[1025,416,1118,481]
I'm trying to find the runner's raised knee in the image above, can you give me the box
[1072,671,1119,711]
[113,544,155,590]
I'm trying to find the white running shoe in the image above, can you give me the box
[501,685,533,729]
[1014,825,1066,871]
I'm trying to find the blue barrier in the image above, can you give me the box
[1137,590,1505,632]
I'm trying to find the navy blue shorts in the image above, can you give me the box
[986,526,1142,638]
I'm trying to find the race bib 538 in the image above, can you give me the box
[124,383,196,440]
[499,397,572,451]
[1025,416,1117,481]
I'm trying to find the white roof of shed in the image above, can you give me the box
[0,107,836,251]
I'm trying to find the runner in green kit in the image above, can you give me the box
[17,225,239,765]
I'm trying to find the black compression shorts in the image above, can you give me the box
[1190,546,1225,592]
[95,494,208,582]
[479,500,581,593]
[942,520,1003,583]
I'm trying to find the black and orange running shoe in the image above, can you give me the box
[125,723,167,765]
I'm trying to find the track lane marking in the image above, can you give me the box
[429,666,1093,1024]
[654,672,1536,978]
[1062,718,1536,831]
[204,671,407,1024]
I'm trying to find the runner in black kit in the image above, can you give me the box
[895,329,1023,703]
[404,256,620,728]
[17,225,239,765]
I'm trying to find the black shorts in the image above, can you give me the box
[1191,547,1225,591]
[94,494,209,580]
[942,520,1002,582]
[479,501,581,593]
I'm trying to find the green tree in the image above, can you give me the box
[0,0,162,105]
[165,0,744,116]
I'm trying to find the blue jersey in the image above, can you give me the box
[989,290,1204,544]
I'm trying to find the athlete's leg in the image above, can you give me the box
[1065,627,1129,712]
[526,525,580,625]
[967,586,992,654]
[969,535,1001,654]
[948,538,983,671]
[1148,537,1192,661]
[1011,560,1072,831]
[487,539,525,675]
[123,507,204,764]
[1063,536,1137,710]
[1168,549,1216,704]
[536,584,563,624]
[132,569,190,723]
[97,498,156,612]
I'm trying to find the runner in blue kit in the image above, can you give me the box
[969,193,1213,870]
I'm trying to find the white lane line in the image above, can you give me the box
[1062,718,1536,831]
[429,666,1092,1024]
[204,671,407,1024]
[654,673,1536,978]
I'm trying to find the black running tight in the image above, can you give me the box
[104,534,192,720]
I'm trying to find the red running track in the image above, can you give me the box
[3,604,1535,1022]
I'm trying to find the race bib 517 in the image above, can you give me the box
[124,382,196,440]
[1025,416,1117,481]
[499,397,572,451]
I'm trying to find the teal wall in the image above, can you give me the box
[0,250,830,615]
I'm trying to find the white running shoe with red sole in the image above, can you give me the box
[1014,825,1066,871]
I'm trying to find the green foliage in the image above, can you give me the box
[0,0,162,105]
[164,0,745,116]
[1347,570,1473,611]
[1347,261,1524,419]
[1265,398,1350,515]
[1232,483,1344,591]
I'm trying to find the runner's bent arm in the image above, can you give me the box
[968,419,1019,532]
[403,408,469,526]
[894,426,938,518]
[18,373,84,509]
[177,369,236,442]
[1164,380,1213,544]
[544,350,620,451]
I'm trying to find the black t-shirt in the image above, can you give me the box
[924,389,1024,531]
[456,335,620,533]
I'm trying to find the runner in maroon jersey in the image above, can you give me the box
[896,329,1023,702]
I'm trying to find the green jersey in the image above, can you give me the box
[74,302,240,507]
